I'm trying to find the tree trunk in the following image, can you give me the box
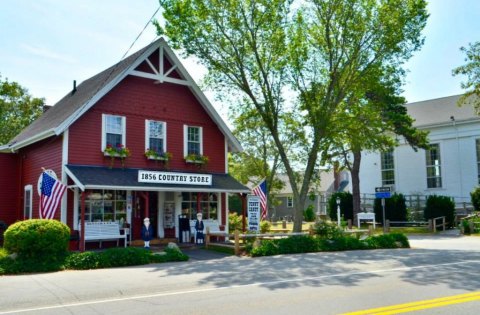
[351,150,362,223]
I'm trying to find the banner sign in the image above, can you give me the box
[138,171,212,186]
[247,195,261,232]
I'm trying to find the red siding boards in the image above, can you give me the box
[69,75,226,172]
[0,153,19,224]
[19,136,63,220]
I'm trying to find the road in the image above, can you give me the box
[0,233,479,314]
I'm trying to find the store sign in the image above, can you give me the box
[138,170,212,186]
[247,195,261,232]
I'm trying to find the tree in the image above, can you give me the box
[157,0,428,232]
[330,70,429,220]
[452,41,480,113]
[0,74,45,145]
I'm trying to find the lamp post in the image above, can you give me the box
[336,197,341,227]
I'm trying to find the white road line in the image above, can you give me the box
[2,259,479,314]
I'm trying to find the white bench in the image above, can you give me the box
[79,222,126,248]
[190,219,223,242]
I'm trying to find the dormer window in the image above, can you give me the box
[102,114,126,151]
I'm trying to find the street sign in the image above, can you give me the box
[375,186,391,199]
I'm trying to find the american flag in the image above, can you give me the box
[252,179,267,220]
[40,172,67,219]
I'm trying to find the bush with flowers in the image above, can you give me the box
[145,149,172,161]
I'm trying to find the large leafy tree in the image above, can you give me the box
[330,70,429,220]
[157,0,428,231]
[452,41,480,112]
[0,74,45,145]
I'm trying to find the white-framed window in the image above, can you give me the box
[145,120,167,153]
[184,125,203,156]
[287,196,293,208]
[24,185,33,219]
[426,143,442,188]
[381,150,395,186]
[102,114,126,151]
[476,139,480,184]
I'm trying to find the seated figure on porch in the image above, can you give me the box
[141,217,153,249]
[195,212,205,244]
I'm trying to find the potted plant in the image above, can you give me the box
[145,149,172,161]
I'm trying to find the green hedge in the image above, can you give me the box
[328,192,353,221]
[374,193,408,222]
[3,219,70,272]
[424,195,455,228]
[249,233,410,257]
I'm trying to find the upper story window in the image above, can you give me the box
[184,125,203,156]
[476,139,480,184]
[426,143,442,188]
[102,114,126,150]
[24,185,32,220]
[380,150,395,186]
[287,196,293,208]
[146,120,166,153]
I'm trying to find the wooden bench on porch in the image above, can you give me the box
[79,222,126,248]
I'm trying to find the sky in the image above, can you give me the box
[1,0,480,120]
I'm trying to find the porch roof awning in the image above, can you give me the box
[65,164,251,193]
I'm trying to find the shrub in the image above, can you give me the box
[318,235,365,251]
[228,212,243,231]
[303,205,316,222]
[313,220,344,239]
[374,193,408,222]
[99,247,151,268]
[328,192,353,221]
[64,251,102,270]
[471,187,480,211]
[364,233,410,249]
[424,195,455,228]
[260,220,271,233]
[3,219,70,273]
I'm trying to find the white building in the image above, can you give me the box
[360,94,479,204]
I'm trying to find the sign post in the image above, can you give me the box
[247,195,261,232]
[375,187,391,233]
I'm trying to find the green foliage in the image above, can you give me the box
[424,195,455,228]
[452,41,480,113]
[260,220,271,233]
[374,193,408,222]
[64,247,188,271]
[0,74,45,145]
[157,0,428,234]
[470,187,480,211]
[228,212,244,231]
[4,219,70,263]
[328,192,353,221]
[249,233,410,257]
[313,221,344,239]
[303,205,316,222]
[461,219,471,235]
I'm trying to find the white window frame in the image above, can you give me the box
[426,143,442,189]
[24,185,33,219]
[287,196,293,208]
[101,114,126,152]
[183,125,203,157]
[380,150,395,186]
[145,120,167,154]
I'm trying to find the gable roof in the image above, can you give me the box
[406,94,479,127]
[1,38,242,153]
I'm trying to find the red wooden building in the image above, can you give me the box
[0,38,249,248]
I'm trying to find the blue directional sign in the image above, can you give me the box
[375,187,391,199]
